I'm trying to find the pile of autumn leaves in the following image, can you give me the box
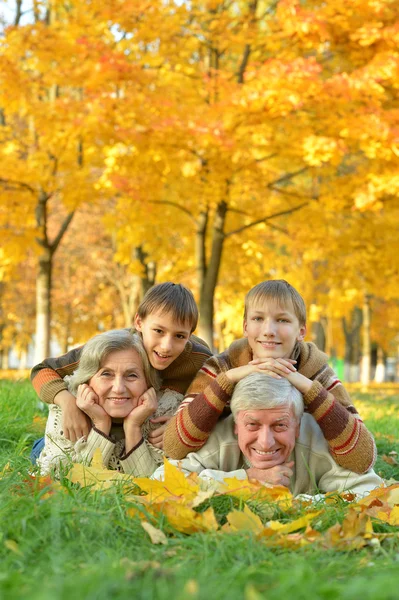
[30,449,398,551]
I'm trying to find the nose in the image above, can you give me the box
[258,425,274,450]
[112,375,126,394]
[262,318,276,337]
[159,335,173,353]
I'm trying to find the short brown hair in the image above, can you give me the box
[244,280,307,326]
[137,282,198,332]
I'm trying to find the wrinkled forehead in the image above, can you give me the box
[237,406,297,423]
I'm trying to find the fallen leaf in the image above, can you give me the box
[382,455,398,466]
[225,505,264,534]
[163,503,218,534]
[265,511,321,535]
[67,449,134,490]
[4,539,22,555]
[141,521,168,545]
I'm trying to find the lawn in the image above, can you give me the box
[1,379,399,600]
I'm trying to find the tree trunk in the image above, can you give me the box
[311,319,326,351]
[360,294,371,385]
[35,248,52,361]
[198,201,227,348]
[342,306,362,382]
[374,345,385,383]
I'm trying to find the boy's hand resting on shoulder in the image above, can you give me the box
[76,384,111,436]
[148,415,172,449]
[226,358,297,384]
[246,461,294,488]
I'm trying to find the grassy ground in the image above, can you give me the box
[1,379,399,600]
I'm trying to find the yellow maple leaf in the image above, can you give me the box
[67,448,134,490]
[220,478,293,507]
[264,511,322,535]
[133,459,200,503]
[225,505,264,534]
[162,503,218,534]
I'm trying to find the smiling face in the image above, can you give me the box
[134,310,191,371]
[234,407,299,469]
[89,349,148,419]
[244,300,306,360]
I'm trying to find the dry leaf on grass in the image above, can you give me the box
[67,448,134,490]
[141,521,168,545]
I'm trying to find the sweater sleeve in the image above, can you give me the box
[163,354,235,460]
[119,438,163,477]
[303,379,376,474]
[36,405,116,475]
[30,345,85,404]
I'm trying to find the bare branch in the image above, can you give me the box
[267,166,309,188]
[148,200,197,224]
[51,211,75,254]
[0,178,36,194]
[225,202,308,238]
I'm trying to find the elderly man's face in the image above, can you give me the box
[234,406,300,469]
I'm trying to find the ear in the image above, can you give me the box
[297,324,306,342]
[295,421,301,439]
[134,313,142,331]
[243,319,248,338]
[234,422,238,435]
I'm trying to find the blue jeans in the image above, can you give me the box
[30,437,45,464]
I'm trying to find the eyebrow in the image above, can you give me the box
[153,323,190,335]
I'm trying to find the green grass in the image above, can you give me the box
[1,380,399,600]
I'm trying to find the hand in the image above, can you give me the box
[123,388,158,431]
[76,384,111,435]
[54,390,91,442]
[147,415,172,449]
[246,461,295,488]
[248,357,297,379]
[226,358,296,384]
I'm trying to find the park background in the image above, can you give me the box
[0,0,398,383]
[1,3,399,599]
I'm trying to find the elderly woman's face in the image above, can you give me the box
[89,349,148,419]
[234,406,299,470]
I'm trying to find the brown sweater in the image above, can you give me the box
[163,338,376,474]
[31,331,212,403]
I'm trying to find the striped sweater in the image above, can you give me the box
[163,338,376,474]
[31,331,212,404]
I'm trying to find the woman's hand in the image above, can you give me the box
[76,383,111,436]
[55,390,91,442]
[123,388,158,431]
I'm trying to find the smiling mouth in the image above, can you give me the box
[259,341,281,347]
[154,351,172,359]
[109,398,129,404]
[253,448,280,456]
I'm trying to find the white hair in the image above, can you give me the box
[230,373,304,421]
[66,330,160,395]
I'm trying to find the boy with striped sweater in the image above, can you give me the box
[163,280,376,474]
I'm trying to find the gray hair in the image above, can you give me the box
[230,373,304,421]
[66,330,160,395]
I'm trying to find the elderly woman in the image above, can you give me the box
[153,373,383,497]
[37,330,181,476]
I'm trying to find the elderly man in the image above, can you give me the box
[155,374,382,496]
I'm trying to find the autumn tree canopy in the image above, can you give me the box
[0,0,398,379]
